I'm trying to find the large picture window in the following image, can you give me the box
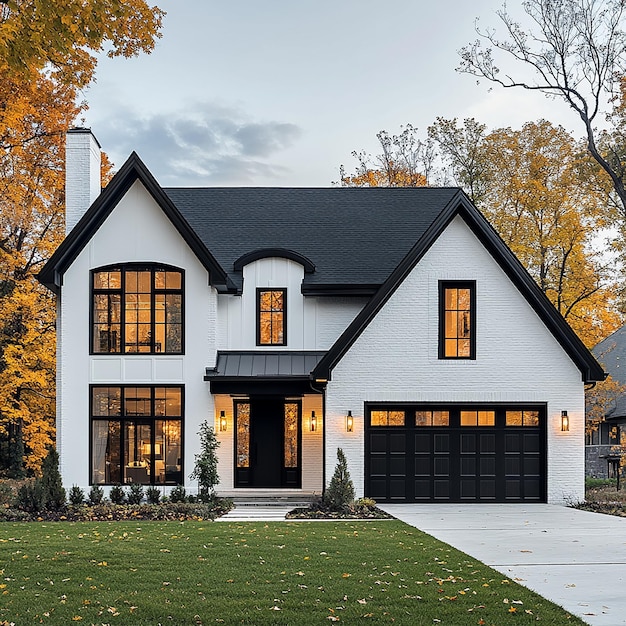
[257,288,286,345]
[92,265,183,354]
[439,281,476,359]
[90,385,183,485]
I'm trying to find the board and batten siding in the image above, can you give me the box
[57,180,217,492]
[216,257,367,351]
[324,215,585,504]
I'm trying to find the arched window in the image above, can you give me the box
[91,265,183,354]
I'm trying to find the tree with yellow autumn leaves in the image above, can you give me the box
[341,119,623,348]
[0,1,163,475]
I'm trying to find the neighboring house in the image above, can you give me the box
[38,129,605,504]
[586,325,626,478]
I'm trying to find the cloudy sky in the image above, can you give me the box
[81,0,584,187]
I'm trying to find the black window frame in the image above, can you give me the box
[438,280,476,360]
[90,263,184,355]
[89,384,184,486]
[256,288,287,346]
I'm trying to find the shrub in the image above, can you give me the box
[69,485,85,505]
[324,448,355,511]
[16,480,46,512]
[109,484,126,504]
[40,447,66,510]
[355,497,377,510]
[190,420,220,502]
[0,482,14,506]
[127,483,144,504]
[169,484,186,503]
[88,484,104,505]
[146,486,161,504]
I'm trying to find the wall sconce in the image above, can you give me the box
[561,410,569,432]
[310,411,317,432]
[346,410,354,432]
[219,410,227,432]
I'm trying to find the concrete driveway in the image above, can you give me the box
[379,504,626,626]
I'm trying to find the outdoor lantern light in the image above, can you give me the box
[561,410,569,432]
[310,411,317,432]
[219,410,227,432]
[346,410,354,432]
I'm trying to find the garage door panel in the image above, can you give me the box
[480,457,496,476]
[460,434,476,453]
[460,480,475,498]
[414,479,431,499]
[434,480,450,499]
[370,433,388,453]
[434,457,449,476]
[505,480,521,498]
[434,434,450,453]
[524,433,540,453]
[479,434,496,453]
[414,457,430,476]
[389,433,406,453]
[480,479,496,499]
[389,456,406,476]
[414,434,431,453]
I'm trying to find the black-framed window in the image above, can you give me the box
[439,281,476,359]
[90,385,183,485]
[91,265,183,354]
[257,288,286,345]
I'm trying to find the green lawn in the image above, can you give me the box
[0,520,583,625]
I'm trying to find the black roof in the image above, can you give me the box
[164,186,460,293]
[37,152,605,384]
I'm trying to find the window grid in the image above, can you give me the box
[92,265,183,355]
[90,385,183,486]
[439,281,476,359]
[257,288,286,346]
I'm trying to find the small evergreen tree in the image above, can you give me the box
[324,448,355,511]
[7,419,25,479]
[109,484,126,504]
[146,486,161,504]
[40,447,66,510]
[69,485,85,505]
[190,420,220,502]
[88,484,104,505]
[127,482,144,504]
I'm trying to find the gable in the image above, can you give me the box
[312,198,605,384]
[38,153,230,293]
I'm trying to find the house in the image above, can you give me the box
[38,129,605,504]
[586,325,626,478]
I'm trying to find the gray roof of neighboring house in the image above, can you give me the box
[593,324,626,419]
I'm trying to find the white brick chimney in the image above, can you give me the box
[65,128,102,234]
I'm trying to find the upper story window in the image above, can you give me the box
[439,281,475,359]
[92,265,183,354]
[257,288,286,345]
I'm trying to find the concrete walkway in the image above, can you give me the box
[379,504,626,626]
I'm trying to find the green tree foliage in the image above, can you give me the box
[341,119,623,346]
[324,448,355,511]
[190,421,220,501]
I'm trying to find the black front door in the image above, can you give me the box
[235,398,301,488]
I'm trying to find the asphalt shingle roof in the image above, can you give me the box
[593,325,626,419]
[163,187,460,290]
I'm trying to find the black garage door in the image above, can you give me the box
[365,405,546,503]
